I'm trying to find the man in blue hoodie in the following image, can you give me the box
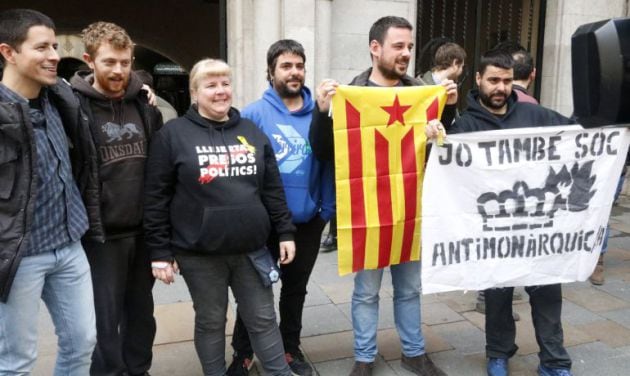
[227,39,335,376]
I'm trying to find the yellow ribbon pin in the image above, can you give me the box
[237,135,256,154]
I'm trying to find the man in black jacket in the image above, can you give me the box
[310,16,457,376]
[0,9,96,374]
[427,50,573,376]
[70,22,162,376]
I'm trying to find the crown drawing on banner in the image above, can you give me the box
[476,161,597,232]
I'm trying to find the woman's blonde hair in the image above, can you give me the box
[189,58,231,92]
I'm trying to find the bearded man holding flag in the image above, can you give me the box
[309,15,458,376]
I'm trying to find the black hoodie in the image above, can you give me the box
[144,106,295,261]
[451,89,573,134]
[70,70,163,239]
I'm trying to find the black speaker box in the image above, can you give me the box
[572,18,630,127]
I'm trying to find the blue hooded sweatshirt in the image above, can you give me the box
[242,85,335,223]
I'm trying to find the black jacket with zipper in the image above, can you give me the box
[144,106,295,261]
[70,70,163,242]
[0,79,86,302]
[450,89,573,134]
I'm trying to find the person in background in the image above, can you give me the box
[493,41,538,104]
[136,69,179,122]
[418,41,466,86]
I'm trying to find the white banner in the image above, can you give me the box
[421,125,630,294]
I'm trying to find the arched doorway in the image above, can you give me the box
[0,0,225,70]
[55,34,189,116]
[1,0,226,114]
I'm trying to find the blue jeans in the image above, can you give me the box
[0,241,96,375]
[351,261,424,362]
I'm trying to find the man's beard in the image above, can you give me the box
[95,73,129,96]
[377,58,408,81]
[276,79,303,98]
[479,89,508,110]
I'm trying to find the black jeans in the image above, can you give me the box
[83,236,156,376]
[231,215,326,356]
[485,284,572,369]
[177,252,291,376]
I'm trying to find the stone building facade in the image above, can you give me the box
[2,0,628,116]
[229,0,629,117]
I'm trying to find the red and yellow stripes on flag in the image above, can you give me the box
[332,85,447,275]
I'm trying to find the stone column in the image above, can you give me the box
[228,0,419,106]
[327,0,416,84]
[227,0,281,107]
[227,0,252,108]
[253,0,282,98]
[314,0,333,86]
[281,0,317,89]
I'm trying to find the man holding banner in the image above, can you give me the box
[426,50,580,376]
[311,16,458,376]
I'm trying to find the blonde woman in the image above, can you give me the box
[144,59,295,376]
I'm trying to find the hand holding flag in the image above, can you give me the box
[316,78,340,112]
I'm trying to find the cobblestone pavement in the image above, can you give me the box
[34,197,630,375]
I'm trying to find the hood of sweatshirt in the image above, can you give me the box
[261,84,314,116]
[183,105,242,130]
[183,105,243,155]
[464,88,520,123]
[242,85,334,224]
[70,70,143,101]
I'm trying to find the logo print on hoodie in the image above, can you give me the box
[99,122,146,165]
[272,124,311,174]
[197,137,258,184]
[102,122,141,142]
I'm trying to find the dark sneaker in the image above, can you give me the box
[226,353,254,376]
[349,361,374,376]
[401,354,446,376]
[320,232,337,252]
[286,352,313,376]
[486,358,508,376]
[538,364,573,376]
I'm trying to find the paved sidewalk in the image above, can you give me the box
[33,198,630,375]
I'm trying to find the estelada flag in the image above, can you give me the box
[332,85,447,275]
